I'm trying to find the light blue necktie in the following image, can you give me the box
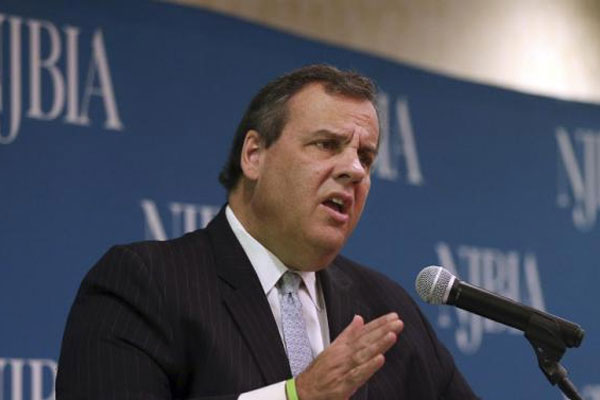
[279,271,314,376]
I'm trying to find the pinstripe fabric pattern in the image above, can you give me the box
[57,207,478,399]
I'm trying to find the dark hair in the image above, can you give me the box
[218,64,378,191]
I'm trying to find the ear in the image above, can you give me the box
[240,130,264,181]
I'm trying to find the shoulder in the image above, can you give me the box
[84,208,236,298]
[86,229,210,282]
[82,229,212,291]
[97,207,232,274]
[116,229,212,267]
[105,204,232,262]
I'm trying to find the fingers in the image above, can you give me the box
[352,328,398,366]
[334,313,403,379]
[295,312,403,400]
[335,312,402,345]
[334,314,364,342]
[361,312,403,337]
[346,353,386,389]
[342,313,402,361]
[356,313,403,352]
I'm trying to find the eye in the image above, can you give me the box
[314,139,340,151]
[359,152,375,169]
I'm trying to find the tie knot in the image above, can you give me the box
[280,271,302,294]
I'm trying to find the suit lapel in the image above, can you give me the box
[207,208,292,384]
[318,260,372,341]
[319,260,372,400]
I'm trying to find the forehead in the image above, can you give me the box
[284,83,379,142]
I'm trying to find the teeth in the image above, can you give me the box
[331,197,344,207]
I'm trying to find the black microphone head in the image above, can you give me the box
[416,266,456,305]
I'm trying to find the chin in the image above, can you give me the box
[310,232,347,257]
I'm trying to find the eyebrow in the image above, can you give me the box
[313,129,378,156]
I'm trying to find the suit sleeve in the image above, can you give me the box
[56,245,239,400]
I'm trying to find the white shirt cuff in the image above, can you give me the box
[238,380,287,400]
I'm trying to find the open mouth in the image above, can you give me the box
[323,197,347,214]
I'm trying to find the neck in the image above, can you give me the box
[228,186,336,271]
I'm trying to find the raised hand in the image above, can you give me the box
[295,312,403,400]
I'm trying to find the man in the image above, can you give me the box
[57,65,478,399]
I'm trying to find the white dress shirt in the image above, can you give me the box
[225,206,330,400]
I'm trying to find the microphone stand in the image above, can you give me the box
[525,313,582,400]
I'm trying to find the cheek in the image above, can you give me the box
[299,163,329,195]
[276,166,316,209]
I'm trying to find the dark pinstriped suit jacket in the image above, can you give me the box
[57,208,477,399]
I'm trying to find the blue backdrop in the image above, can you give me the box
[1,1,599,399]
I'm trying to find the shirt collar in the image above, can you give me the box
[225,205,322,310]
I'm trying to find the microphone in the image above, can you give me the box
[415,266,584,348]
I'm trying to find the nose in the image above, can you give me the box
[335,149,367,184]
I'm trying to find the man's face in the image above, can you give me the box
[246,83,379,270]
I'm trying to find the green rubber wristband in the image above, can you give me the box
[285,378,299,400]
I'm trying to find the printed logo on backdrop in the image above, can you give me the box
[433,242,545,354]
[0,13,123,145]
[556,127,600,231]
[141,199,220,240]
[373,92,423,185]
[0,358,56,400]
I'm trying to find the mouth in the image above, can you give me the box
[321,194,352,217]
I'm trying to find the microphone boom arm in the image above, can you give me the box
[525,313,582,400]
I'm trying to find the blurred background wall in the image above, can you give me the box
[169,0,600,104]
